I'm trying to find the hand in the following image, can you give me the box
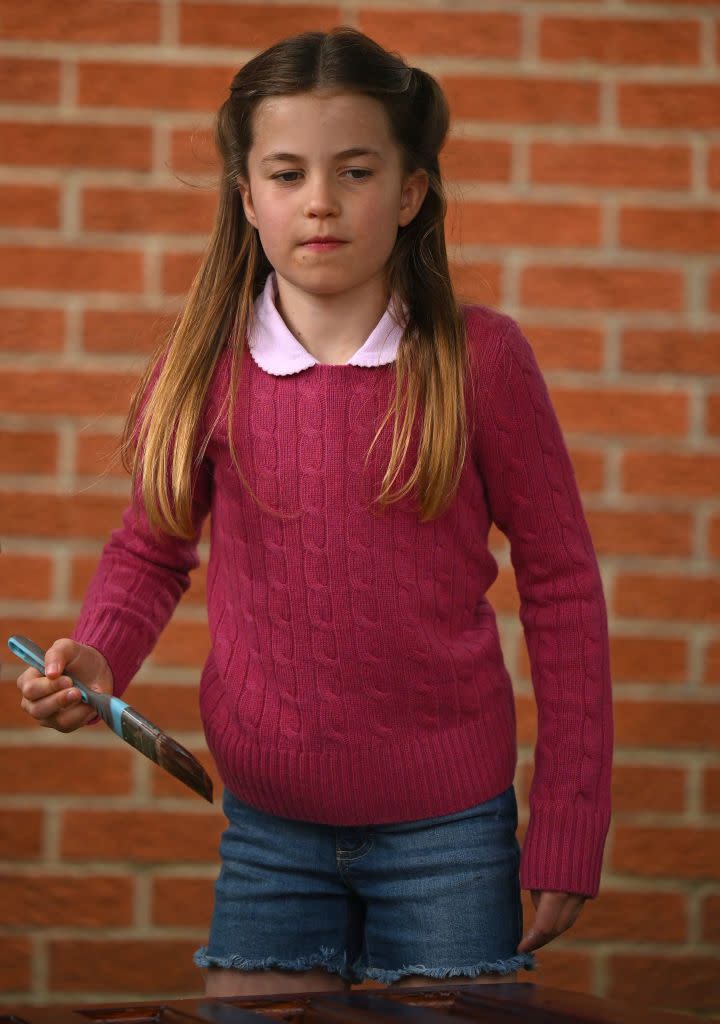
[17,637,114,733]
[517,890,587,954]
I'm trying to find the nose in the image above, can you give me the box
[303,173,340,218]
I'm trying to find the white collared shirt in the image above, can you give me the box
[247,271,407,376]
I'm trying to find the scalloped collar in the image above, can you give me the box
[247,271,406,376]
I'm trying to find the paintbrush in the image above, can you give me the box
[8,634,213,803]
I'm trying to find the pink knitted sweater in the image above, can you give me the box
[72,287,613,898]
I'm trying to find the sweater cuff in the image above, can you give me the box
[520,799,611,899]
[71,607,149,699]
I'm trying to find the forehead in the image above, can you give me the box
[250,90,394,154]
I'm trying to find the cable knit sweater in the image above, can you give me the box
[72,278,613,898]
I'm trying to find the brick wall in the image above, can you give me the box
[0,0,718,1016]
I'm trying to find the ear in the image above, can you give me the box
[398,168,430,228]
[236,175,258,229]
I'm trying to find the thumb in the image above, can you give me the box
[44,638,79,678]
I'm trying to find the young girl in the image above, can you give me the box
[17,27,613,999]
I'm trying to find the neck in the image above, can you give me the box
[272,271,391,365]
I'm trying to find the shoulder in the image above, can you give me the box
[459,302,535,381]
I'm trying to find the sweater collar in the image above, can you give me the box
[247,271,407,376]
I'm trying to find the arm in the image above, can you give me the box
[70,459,212,699]
[472,316,613,899]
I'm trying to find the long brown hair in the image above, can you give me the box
[122,26,468,538]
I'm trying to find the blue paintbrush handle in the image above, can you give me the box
[7,635,128,735]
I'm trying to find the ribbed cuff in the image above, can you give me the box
[71,606,149,699]
[520,799,611,898]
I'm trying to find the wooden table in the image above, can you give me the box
[0,982,697,1022]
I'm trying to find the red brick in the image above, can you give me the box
[622,451,720,498]
[0,370,136,416]
[112,683,205,732]
[710,514,720,558]
[709,147,720,191]
[613,825,720,880]
[540,16,699,65]
[521,265,684,311]
[712,269,720,312]
[0,307,64,352]
[622,328,720,374]
[170,128,219,175]
[708,393,720,436]
[441,138,512,183]
[449,261,502,305]
[607,953,720,1010]
[614,699,720,749]
[2,492,128,539]
[569,448,605,493]
[523,324,604,372]
[616,574,720,624]
[0,0,160,41]
[0,809,43,859]
[0,874,133,927]
[181,3,339,47]
[75,432,127,479]
[0,57,60,103]
[612,763,686,813]
[622,207,720,253]
[83,186,217,234]
[82,309,175,354]
[358,11,520,58]
[152,875,214,926]
[48,939,201,994]
[569,887,686,941]
[0,121,152,170]
[61,809,222,862]
[0,184,59,228]
[519,946,592,994]
[0,245,143,292]
[585,508,691,556]
[620,84,720,130]
[0,616,76,658]
[448,199,600,248]
[487,565,520,615]
[0,553,53,600]
[0,937,31,993]
[610,634,687,684]
[531,141,690,190]
[162,250,203,295]
[151,746,220,799]
[0,429,58,474]
[152,619,211,668]
[0,747,131,796]
[550,387,687,436]
[706,639,720,685]
[441,76,599,125]
[702,893,720,942]
[705,767,720,814]
[79,62,235,112]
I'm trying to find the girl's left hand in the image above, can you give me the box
[516,890,587,954]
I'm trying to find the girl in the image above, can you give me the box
[17,27,613,999]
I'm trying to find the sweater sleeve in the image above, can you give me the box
[472,316,613,899]
[70,379,213,698]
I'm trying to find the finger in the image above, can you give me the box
[517,893,564,954]
[19,671,73,703]
[21,685,83,721]
[46,702,98,734]
[17,666,42,690]
[555,896,586,937]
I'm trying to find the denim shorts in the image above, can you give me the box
[193,784,536,985]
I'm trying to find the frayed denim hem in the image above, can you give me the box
[362,951,536,985]
[193,945,361,983]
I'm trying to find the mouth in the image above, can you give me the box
[301,238,348,249]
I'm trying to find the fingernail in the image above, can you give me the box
[46,662,59,676]
[65,689,79,703]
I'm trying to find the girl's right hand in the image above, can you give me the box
[16,638,114,733]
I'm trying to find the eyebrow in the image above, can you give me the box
[260,147,384,166]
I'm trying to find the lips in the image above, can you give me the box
[302,238,346,244]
